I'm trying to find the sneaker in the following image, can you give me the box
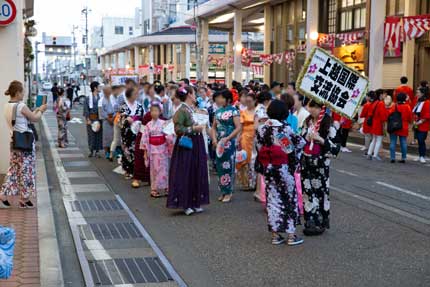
[184,208,195,216]
[287,235,304,246]
[271,234,286,245]
[0,200,11,209]
[18,201,35,209]
[419,157,426,164]
[373,156,382,161]
[341,147,352,153]
[193,207,204,213]
[360,146,367,151]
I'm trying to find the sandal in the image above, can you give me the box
[222,194,232,203]
[218,195,224,201]
[131,180,140,188]
[150,191,163,198]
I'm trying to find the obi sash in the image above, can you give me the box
[304,142,322,156]
[258,145,289,167]
[149,135,166,146]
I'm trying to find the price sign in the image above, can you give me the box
[0,0,17,26]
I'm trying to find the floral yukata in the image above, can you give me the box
[57,97,70,146]
[256,119,305,234]
[140,119,170,191]
[119,101,144,175]
[214,105,240,195]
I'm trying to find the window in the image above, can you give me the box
[338,0,366,32]
[114,26,124,35]
[129,26,133,35]
[386,0,405,16]
[328,0,337,33]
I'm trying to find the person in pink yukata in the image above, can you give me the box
[140,101,172,198]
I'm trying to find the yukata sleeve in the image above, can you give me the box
[174,109,193,136]
[140,123,150,152]
[289,127,306,170]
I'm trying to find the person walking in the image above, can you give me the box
[211,89,242,203]
[256,100,305,245]
[119,87,145,179]
[367,90,388,160]
[0,81,47,209]
[301,100,339,236]
[413,87,430,163]
[83,81,103,158]
[388,93,412,163]
[167,87,209,216]
[236,91,256,190]
[56,87,71,148]
[98,85,115,160]
[51,82,59,105]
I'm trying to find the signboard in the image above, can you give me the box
[0,0,17,26]
[209,44,225,54]
[296,47,368,119]
[110,75,139,86]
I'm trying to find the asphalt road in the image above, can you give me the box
[53,106,430,287]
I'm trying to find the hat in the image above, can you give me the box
[271,81,283,89]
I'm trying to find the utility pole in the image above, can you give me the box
[81,7,90,56]
[72,25,78,71]
[35,41,41,95]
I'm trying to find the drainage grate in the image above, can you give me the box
[79,222,143,240]
[88,257,173,285]
[71,199,123,212]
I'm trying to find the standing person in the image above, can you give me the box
[393,76,415,109]
[285,82,296,97]
[293,93,310,133]
[280,93,299,133]
[119,87,145,179]
[389,93,412,163]
[332,112,353,153]
[256,100,305,245]
[51,82,59,104]
[0,81,47,209]
[66,83,74,109]
[140,101,170,197]
[270,81,283,99]
[413,87,430,163]
[110,85,122,160]
[56,87,71,148]
[167,87,209,215]
[359,93,373,153]
[211,89,242,203]
[237,91,256,190]
[98,85,115,160]
[83,81,103,158]
[367,90,388,160]
[301,100,338,236]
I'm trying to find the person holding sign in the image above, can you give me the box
[301,100,339,236]
[211,89,242,203]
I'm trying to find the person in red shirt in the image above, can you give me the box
[412,87,430,163]
[359,92,373,154]
[367,91,389,160]
[393,76,415,109]
[332,112,353,153]
[388,93,412,163]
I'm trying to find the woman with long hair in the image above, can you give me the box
[211,89,242,203]
[56,87,70,148]
[167,87,209,215]
[413,87,430,163]
[0,81,47,208]
[83,81,103,157]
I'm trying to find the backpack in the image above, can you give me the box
[387,104,403,133]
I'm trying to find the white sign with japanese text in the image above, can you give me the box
[297,47,369,119]
[110,75,139,86]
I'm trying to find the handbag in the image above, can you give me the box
[11,103,34,152]
[178,135,193,149]
[366,101,379,127]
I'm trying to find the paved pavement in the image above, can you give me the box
[43,105,430,287]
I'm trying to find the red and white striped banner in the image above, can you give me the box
[153,65,163,75]
[272,53,283,64]
[403,15,430,40]
[215,57,224,67]
[384,16,402,57]
[259,54,273,65]
[251,64,263,75]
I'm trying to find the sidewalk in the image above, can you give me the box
[0,127,63,286]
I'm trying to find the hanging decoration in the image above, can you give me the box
[272,53,284,65]
[259,54,273,65]
[403,15,430,40]
[384,16,402,57]
[251,64,263,76]
[241,48,253,67]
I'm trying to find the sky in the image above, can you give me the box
[34,0,140,39]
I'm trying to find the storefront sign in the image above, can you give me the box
[0,0,17,26]
[297,47,368,119]
[209,44,225,54]
[110,75,139,85]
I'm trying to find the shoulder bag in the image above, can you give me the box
[11,103,34,152]
[366,101,379,127]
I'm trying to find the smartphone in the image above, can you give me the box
[36,95,47,107]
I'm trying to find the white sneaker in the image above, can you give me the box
[341,147,352,153]
[193,207,204,213]
[360,146,366,151]
[184,208,195,216]
[419,157,426,164]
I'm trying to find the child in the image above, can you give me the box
[56,87,70,148]
[140,101,171,197]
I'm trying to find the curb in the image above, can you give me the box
[36,123,64,287]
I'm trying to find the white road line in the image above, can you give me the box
[116,195,187,287]
[334,168,359,177]
[376,181,430,201]
[332,186,430,226]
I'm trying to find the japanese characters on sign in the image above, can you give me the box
[296,47,368,119]
[110,75,139,86]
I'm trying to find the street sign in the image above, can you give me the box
[0,0,17,26]
[296,47,369,119]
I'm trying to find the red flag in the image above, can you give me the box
[384,16,402,57]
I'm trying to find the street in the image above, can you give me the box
[41,105,430,287]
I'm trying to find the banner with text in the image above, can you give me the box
[296,47,368,119]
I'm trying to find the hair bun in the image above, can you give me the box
[5,89,10,96]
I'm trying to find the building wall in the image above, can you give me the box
[101,17,140,48]
[0,0,25,173]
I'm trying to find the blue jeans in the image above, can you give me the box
[389,134,407,160]
[416,131,428,157]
